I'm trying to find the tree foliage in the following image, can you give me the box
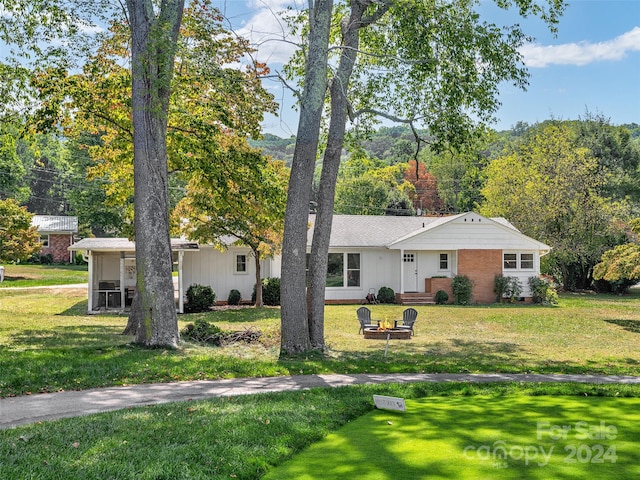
[480,123,626,290]
[593,219,640,293]
[173,142,288,307]
[0,198,41,263]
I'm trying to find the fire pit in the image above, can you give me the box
[363,328,411,340]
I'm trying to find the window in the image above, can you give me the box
[40,235,50,248]
[439,253,449,270]
[504,253,534,270]
[403,253,415,263]
[326,252,361,287]
[504,253,517,269]
[521,253,534,269]
[235,254,247,274]
[326,253,344,287]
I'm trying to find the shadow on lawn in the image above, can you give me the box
[9,325,129,349]
[605,319,640,334]
[57,300,91,316]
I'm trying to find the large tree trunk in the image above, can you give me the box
[308,0,384,348]
[124,0,184,348]
[280,0,333,355]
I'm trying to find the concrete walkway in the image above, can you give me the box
[2,373,640,429]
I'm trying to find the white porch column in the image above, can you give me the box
[119,252,126,312]
[399,248,405,294]
[178,250,184,314]
[87,250,94,312]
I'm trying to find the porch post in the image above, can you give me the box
[399,248,405,294]
[87,251,94,312]
[119,252,126,312]
[178,250,184,314]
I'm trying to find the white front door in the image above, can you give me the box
[403,251,418,292]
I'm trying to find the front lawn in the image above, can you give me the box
[0,287,639,397]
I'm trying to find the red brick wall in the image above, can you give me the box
[457,249,502,304]
[41,234,73,263]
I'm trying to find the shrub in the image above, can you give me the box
[252,277,281,306]
[452,275,473,305]
[74,252,87,265]
[494,274,522,303]
[227,289,242,305]
[528,275,559,305]
[40,254,54,265]
[181,319,224,345]
[434,290,449,305]
[185,284,216,313]
[377,286,395,304]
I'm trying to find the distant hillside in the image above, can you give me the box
[251,122,640,165]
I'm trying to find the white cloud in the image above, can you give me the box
[236,0,302,65]
[521,26,640,67]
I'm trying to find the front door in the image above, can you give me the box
[403,251,418,292]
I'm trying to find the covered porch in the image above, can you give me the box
[69,238,199,314]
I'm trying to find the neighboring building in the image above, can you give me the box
[69,212,552,312]
[31,215,79,263]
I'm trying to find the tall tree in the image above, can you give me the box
[282,0,566,355]
[124,0,185,347]
[280,0,334,354]
[480,123,626,290]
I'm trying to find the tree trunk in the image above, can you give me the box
[253,247,263,307]
[280,0,333,355]
[124,0,184,348]
[308,0,375,349]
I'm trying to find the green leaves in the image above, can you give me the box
[0,198,41,263]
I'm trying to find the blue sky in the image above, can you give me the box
[218,0,640,136]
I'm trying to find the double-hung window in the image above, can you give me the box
[504,253,534,270]
[235,254,247,274]
[439,253,449,270]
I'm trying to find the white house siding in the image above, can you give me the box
[501,249,541,298]
[182,246,260,303]
[323,248,399,302]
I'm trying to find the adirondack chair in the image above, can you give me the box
[357,306,377,334]
[396,308,418,335]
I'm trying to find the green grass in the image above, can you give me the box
[0,264,88,287]
[1,287,640,397]
[264,393,640,479]
[1,275,640,479]
[2,383,639,479]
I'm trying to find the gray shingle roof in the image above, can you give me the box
[32,215,78,233]
[308,213,467,247]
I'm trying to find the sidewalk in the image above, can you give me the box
[2,373,640,429]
